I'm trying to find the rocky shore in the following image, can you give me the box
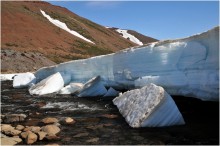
[1,80,219,145]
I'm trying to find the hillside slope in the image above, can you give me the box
[1,1,157,73]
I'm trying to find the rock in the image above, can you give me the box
[15,125,25,131]
[45,134,60,140]
[1,124,14,132]
[37,131,47,140]
[41,125,60,135]
[13,72,36,88]
[20,131,32,139]
[4,129,21,136]
[42,117,58,124]
[29,72,64,95]
[45,144,59,146]
[86,125,103,130]
[113,83,185,127]
[65,117,75,124]
[101,114,118,119]
[26,132,38,144]
[86,137,99,143]
[1,136,22,145]
[77,76,107,97]
[23,126,41,133]
[3,114,27,123]
[73,132,89,138]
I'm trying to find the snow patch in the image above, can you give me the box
[40,10,95,44]
[116,29,143,45]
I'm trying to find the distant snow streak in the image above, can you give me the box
[40,10,95,44]
[116,29,143,45]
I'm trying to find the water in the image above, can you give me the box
[1,81,219,145]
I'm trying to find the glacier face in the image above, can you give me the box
[34,27,219,101]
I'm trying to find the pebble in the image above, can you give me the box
[15,125,25,131]
[3,114,27,123]
[101,114,118,119]
[26,132,38,144]
[42,117,58,124]
[41,125,60,135]
[37,131,47,140]
[65,117,75,124]
[86,137,99,143]
[73,132,89,138]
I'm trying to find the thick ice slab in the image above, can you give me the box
[103,87,120,97]
[29,72,64,95]
[58,83,83,94]
[13,72,36,88]
[34,27,219,101]
[113,83,185,127]
[77,76,107,97]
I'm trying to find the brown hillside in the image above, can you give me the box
[1,1,138,72]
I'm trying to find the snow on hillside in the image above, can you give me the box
[34,26,219,101]
[116,29,143,45]
[40,10,95,44]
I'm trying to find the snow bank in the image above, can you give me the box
[0,73,21,81]
[29,72,64,95]
[58,83,83,94]
[116,29,143,45]
[40,10,95,44]
[77,76,107,97]
[13,72,36,88]
[113,83,185,127]
[34,27,219,101]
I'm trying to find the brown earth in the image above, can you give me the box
[1,1,157,73]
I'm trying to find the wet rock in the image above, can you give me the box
[1,136,22,145]
[20,131,32,139]
[86,125,103,130]
[42,117,58,124]
[45,134,61,140]
[23,126,41,133]
[101,114,118,119]
[15,125,25,131]
[45,144,59,146]
[37,131,47,140]
[3,114,27,123]
[65,117,75,124]
[26,132,38,144]
[4,129,21,136]
[41,125,60,135]
[1,124,14,132]
[86,137,99,143]
[73,132,89,138]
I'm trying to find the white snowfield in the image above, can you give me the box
[113,83,185,127]
[116,29,143,45]
[34,27,219,101]
[40,10,95,44]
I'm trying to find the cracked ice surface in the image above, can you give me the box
[113,83,185,127]
[34,27,219,101]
